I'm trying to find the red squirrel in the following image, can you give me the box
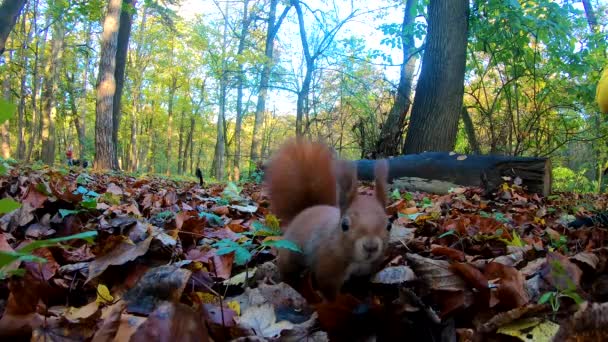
[265,138,390,301]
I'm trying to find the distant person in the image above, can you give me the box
[66,145,88,168]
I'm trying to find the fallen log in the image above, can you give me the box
[355,152,552,196]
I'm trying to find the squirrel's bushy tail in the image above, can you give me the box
[265,138,338,226]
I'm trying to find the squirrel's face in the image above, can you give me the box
[341,196,390,263]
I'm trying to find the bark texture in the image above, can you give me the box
[0,0,27,56]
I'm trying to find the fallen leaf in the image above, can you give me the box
[372,265,416,284]
[484,262,529,309]
[123,264,192,315]
[130,301,209,342]
[87,235,153,282]
[497,318,559,342]
[235,303,294,338]
[406,253,467,291]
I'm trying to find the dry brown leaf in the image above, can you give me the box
[484,262,529,309]
[87,235,154,282]
[130,301,209,342]
[406,253,467,291]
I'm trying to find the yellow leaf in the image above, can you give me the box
[497,318,559,342]
[194,291,218,304]
[597,66,608,114]
[96,284,114,304]
[262,235,281,243]
[502,183,510,191]
[265,214,280,231]
[227,300,241,315]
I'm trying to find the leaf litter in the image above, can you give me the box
[0,166,607,341]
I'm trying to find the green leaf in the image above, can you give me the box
[81,198,97,210]
[18,231,98,254]
[0,198,21,214]
[59,209,81,218]
[538,291,555,304]
[562,290,584,304]
[439,230,457,238]
[390,188,401,200]
[262,239,302,253]
[0,98,16,124]
[0,163,7,176]
[233,247,252,266]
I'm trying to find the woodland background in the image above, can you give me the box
[0,0,606,192]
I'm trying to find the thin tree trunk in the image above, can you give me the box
[94,0,122,170]
[146,108,154,172]
[166,74,177,175]
[129,5,147,172]
[403,0,469,154]
[16,3,30,160]
[2,52,11,159]
[112,0,135,167]
[375,0,418,157]
[233,0,251,181]
[250,0,290,168]
[41,24,64,164]
[26,1,43,161]
[212,2,229,180]
[72,23,92,162]
[292,0,312,137]
[0,0,27,56]
[581,0,598,31]
[177,109,185,174]
[184,115,194,174]
[461,106,480,154]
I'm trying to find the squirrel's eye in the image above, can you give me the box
[341,217,350,231]
[386,222,392,231]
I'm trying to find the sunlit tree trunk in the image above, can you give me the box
[403,0,469,154]
[26,1,44,161]
[112,0,135,168]
[212,2,229,180]
[41,23,65,165]
[2,52,11,159]
[16,4,31,160]
[250,0,290,169]
[177,109,185,174]
[166,73,178,175]
[376,0,418,157]
[233,0,251,180]
[94,0,122,170]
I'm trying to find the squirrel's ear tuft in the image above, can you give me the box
[374,159,389,209]
[335,160,358,216]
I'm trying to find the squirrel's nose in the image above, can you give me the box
[363,241,379,254]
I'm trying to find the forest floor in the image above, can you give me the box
[0,163,607,341]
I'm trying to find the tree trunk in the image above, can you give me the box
[2,55,11,159]
[166,74,177,175]
[26,1,43,161]
[375,0,418,157]
[212,2,229,180]
[76,23,92,162]
[234,0,251,181]
[250,0,289,169]
[581,0,598,31]
[355,152,552,196]
[184,115,194,174]
[461,106,480,154]
[41,24,64,165]
[177,109,185,174]
[0,0,27,56]
[403,0,469,154]
[94,0,122,170]
[292,0,313,137]
[112,0,135,167]
[16,4,30,160]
